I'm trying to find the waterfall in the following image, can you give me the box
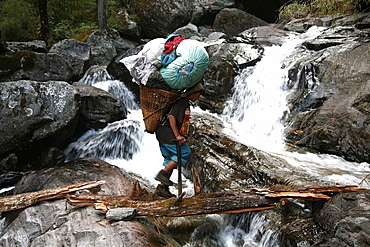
[221,27,370,188]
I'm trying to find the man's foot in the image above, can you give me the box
[155,170,174,186]
[154,184,176,199]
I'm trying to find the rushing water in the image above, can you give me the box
[64,26,370,246]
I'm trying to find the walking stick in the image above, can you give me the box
[176,141,182,197]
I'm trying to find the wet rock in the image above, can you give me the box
[203,41,263,113]
[186,112,329,192]
[287,42,370,163]
[230,25,293,46]
[314,191,370,246]
[0,158,178,246]
[72,82,127,131]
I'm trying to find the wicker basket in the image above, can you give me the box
[140,85,180,133]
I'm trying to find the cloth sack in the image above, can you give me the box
[160,39,209,90]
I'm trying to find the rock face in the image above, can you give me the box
[0,81,127,173]
[314,191,370,247]
[286,38,370,163]
[0,158,178,247]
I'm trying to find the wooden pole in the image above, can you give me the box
[176,141,182,198]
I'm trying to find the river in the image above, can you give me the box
[64,26,370,246]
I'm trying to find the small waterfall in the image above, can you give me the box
[64,120,143,161]
[184,213,278,247]
[65,66,143,162]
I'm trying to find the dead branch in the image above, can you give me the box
[0,180,105,213]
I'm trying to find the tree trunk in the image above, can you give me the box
[39,0,49,44]
[97,0,108,32]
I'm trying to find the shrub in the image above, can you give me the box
[279,0,370,19]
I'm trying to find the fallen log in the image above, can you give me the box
[0,180,106,213]
[68,191,278,217]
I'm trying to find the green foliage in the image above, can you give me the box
[48,0,97,41]
[0,0,39,41]
[279,0,370,19]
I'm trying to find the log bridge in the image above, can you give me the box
[0,180,368,218]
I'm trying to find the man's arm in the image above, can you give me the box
[168,115,186,144]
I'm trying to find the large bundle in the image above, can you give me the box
[139,85,180,134]
[160,39,209,90]
[121,36,209,134]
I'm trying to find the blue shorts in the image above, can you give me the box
[159,143,191,166]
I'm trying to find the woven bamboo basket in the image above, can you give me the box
[140,85,180,133]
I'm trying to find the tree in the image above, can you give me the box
[97,0,108,32]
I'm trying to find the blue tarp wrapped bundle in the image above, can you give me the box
[160,39,209,90]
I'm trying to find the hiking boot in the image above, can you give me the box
[155,184,176,199]
[155,170,174,186]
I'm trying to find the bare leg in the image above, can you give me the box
[163,160,178,177]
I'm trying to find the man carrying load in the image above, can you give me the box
[154,83,205,198]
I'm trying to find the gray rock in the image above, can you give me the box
[137,0,193,38]
[0,159,178,246]
[49,39,90,80]
[0,80,79,171]
[4,52,73,82]
[106,207,137,221]
[173,23,201,39]
[213,8,268,37]
[314,191,370,247]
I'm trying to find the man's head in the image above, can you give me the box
[182,82,205,102]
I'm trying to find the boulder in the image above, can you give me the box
[0,51,73,82]
[191,0,235,26]
[186,112,329,192]
[213,8,268,37]
[49,39,90,80]
[86,31,117,67]
[134,0,193,38]
[0,158,179,247]
[72,82,127,131]
[0,80,79,172]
